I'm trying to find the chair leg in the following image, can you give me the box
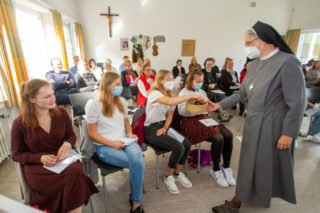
[156,155,159,190]
[89,197,95,213]
[184,160,188,175]
[102,175,108,213]
[197,144,201,173]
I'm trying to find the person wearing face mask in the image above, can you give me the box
[144,70,204,195]
[210,21,306,212]
[178,70,235,188]
[86,72,145,213]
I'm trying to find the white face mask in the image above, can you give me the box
[164,80,175,90]
[245,46,260,59]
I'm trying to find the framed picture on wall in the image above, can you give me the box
[181,39,196,56]
[120,38,129,51]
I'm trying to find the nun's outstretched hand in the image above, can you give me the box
[276,135,293,150]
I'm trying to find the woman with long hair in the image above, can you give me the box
[144,70,204,195]
[178,70,235,188]
[11,79,98,213]
[86,72,145,213]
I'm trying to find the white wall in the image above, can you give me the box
[76,0,293,71]
[290,0,320,30]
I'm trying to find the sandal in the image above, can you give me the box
[212,201,240,213]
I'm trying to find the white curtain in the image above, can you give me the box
[0,121,10,163]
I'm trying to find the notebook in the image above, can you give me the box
[167,128,184,143]
[199,118,219,127]
[43,149,80,174]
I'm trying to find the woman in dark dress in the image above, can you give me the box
[11,79,98,213]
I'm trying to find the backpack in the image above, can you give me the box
[188,149,212,168]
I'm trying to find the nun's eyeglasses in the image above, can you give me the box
[245,38,258,46]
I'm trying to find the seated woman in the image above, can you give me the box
[134,58,144,76]
[178,70,236,188]
[89,58,103,81]
[306,60,320,86]
[219,58,240,96]
[172,59,186,79]
[11,79,98,213]
[86,72,145,213]
[188,56,202,73]
[137,64,155,107]
[144,70,203,195]
[75,60,98,92]
[121,60,139,99]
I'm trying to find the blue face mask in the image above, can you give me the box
[193,82,203,91]
[112,86,123,96]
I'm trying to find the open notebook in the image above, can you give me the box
[43,149,80,174]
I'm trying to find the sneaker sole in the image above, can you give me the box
[175,180,192,188]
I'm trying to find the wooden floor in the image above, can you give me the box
[1,109,320,213]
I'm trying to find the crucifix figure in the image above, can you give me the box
[100,6,119,38]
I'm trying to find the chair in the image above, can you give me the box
[69,91,97,138]
[131,108,171,189]
[81,119,123,213]
[15,163,30,204]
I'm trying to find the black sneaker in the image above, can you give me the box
[130,205,144,213]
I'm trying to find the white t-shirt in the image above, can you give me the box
[144,90,175,126]
[85,97,128,145]
[178,88,208,117]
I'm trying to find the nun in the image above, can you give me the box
[210,21,306,212]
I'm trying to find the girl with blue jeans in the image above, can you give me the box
[86,72,145,213]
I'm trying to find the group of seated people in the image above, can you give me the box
[303,59,320,87]
[12,56,244,212]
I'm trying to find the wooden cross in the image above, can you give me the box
[100,6,119,38]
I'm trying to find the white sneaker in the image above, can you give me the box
[210,169,228,188]
[222,167,236,186]
[175,172,192,188]
[164,176,179,195]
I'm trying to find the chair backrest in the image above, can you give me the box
[15,163,30,204]
[80,119,95,158]
[306,86,320,103]
[131,108,146,126]
[131,108,147,149]
[69,91,97,116]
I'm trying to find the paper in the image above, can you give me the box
[210,89,225,95]
[43,149,80,174]
[199,118,219,127]
[121,137,138,146]
[305,107,320,116]
[167,128,185,143]
[128,107,140,113]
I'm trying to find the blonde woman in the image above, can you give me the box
[144,70,205,195]
[86,72,145,213]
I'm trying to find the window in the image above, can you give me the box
[63,23,75,67]
[15,7,48,79]
[297,31,320,63]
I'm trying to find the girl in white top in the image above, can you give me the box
[178,70,235,188]
[86,72,145,213]
[144,69,205,195]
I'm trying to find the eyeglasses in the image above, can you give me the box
[245,38,258,47]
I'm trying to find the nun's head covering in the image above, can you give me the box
[252,21,293,55]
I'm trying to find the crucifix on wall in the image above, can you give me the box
[100,6,119,38]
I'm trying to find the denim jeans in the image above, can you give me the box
[95,143,144,204]
[309,111,320,136]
